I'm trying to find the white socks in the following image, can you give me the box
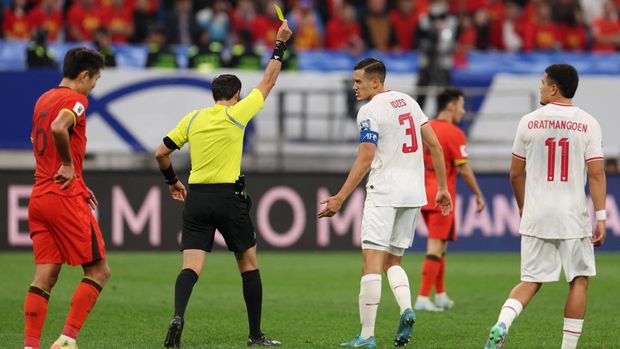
[359,274,381,339]
[387,266,412,314]
[497,298,523,330]
[561,318,583,349]
[58,334,76,345]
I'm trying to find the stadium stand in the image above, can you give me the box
[2,0,620,173]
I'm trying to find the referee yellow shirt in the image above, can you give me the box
[166,88,264,184]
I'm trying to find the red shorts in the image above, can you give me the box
[422,209,456,241]
[28,193,106,266]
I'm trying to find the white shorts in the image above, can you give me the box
[521,235,596,283]
[360,199,420,257]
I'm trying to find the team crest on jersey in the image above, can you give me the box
[73,101,85,116]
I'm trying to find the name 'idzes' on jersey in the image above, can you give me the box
[357,91,429,207]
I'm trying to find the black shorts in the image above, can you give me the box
[181,184,256,253]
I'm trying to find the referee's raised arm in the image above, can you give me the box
[255,20,293,100]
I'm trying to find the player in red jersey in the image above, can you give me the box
[414,88,486,312]
[24,47,107,349]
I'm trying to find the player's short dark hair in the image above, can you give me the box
[545,64,579,98]
[437,87,464,112]
[354,58,386,83]
[212,74,242,101]
[62,47,105,79]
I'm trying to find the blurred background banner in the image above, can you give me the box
[2,69,620,156]
[2,171,619,252]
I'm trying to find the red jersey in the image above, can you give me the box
[67,4,106,41]
[388,10,419,50]
[532,23,560,50]
[27,6,63,42]
[105,7,133,43]
[560,25,587,51]
[3,8,30,40]
[422,119,468,211]
[324,18,361,49]
[591,18,620,52]
[31,87,89,198]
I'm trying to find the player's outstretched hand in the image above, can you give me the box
[317,196,343,219]
[87,187,99,210]
[276,20,293,42]
[169,181,187,202]
[592,220,606,247]
[475,194,486,213]
[435,189,453,216]
[55,163,75,190]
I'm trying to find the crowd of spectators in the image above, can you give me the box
[3,0,620,68]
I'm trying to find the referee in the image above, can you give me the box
[155,21,292,348]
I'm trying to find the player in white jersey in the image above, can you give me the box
[485,64,607,349]
[318,58,452,348]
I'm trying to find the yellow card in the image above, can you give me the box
[274,4,285,21]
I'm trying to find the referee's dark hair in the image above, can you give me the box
[212,74,242,101]
[354,58,386,83]
[63,47,105,79]
[545,63,579,98]
[437,87,464,113]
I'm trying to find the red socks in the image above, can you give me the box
[62,278,103,339]
[436,254,446,293]
[419,255,441,297]
[24,286,50,349]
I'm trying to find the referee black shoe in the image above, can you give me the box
[247,334,281,346]
[164,316,184,348]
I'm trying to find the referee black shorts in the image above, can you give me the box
[181,184,256,253]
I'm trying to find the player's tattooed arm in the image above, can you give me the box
[51,110,76,190]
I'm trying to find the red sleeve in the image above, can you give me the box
[59,93,89,122]
[450,128,468,165]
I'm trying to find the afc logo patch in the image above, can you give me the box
[460,145,468,157]
[73,101,85,116]
[363,133,378,142]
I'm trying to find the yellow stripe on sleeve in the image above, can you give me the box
[60,108,77,127]
[454,159,469,166]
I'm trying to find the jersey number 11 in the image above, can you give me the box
[545,137,569,182]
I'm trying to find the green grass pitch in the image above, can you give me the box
[1,252,619,348]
